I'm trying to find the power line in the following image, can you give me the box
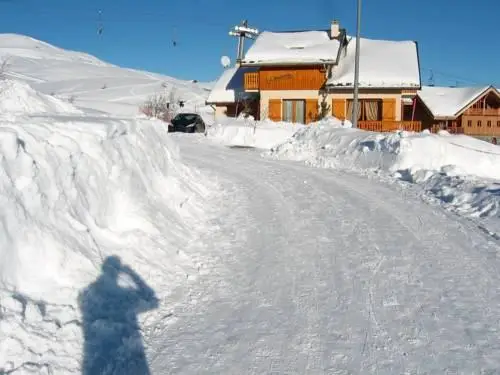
[421,67,498,87]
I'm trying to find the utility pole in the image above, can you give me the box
[352,0,362,128]
[229,20,259,63]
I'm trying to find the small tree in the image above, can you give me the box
[317,101,331,120]
[316,91,331,121]
[140,90,179,122]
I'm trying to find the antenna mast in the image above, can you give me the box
[229,20,259,63]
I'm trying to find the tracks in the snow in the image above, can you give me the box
[148,139,500,374]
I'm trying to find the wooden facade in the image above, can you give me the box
[416,88,500,137]
[330,98,398,122]
[244,72,259,91]
[244,66,326,91]
[242,66,423,129]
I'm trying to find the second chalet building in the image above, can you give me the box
[207,21,422,131]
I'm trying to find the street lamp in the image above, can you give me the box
[352,0,361,128]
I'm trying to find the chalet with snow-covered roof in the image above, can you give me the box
[207,20,422,131]
[415,85,500,136]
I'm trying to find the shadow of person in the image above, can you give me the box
[79,255,159,375]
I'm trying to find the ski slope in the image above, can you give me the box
[149,136,500,374]
[0,34,213,117]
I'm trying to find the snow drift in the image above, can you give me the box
[268,121,500,220]
[0,114,216,372]
[206,115,350,149]
[0,79,82,116]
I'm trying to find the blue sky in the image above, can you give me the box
[0,0,498,86]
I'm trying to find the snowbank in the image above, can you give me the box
[0,116,215,374]
[0,79,82,116]
[206,116,350,149]
[268,124,500,219]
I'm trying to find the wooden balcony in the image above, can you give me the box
[358,121,422,132]
[244,72,259,91]
[464,108,500,116]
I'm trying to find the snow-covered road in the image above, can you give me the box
[150,136,500,374]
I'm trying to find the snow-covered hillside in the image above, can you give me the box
[0,58,218,372]
[0,34,213,117]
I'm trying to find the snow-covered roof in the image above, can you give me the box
[206,66,258,104]
[417,85,497,118]
[242,31,341,65]
[327,37,420,89]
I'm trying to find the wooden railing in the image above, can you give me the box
[358,121,422,132]
[431,125,465,134]
[464,108,500,116]
[244,72,259,90]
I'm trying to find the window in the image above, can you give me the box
[488,120,492,127]
[478,120,482,127]
[282,100,305,123]
[346,99,382,121]
[467,120,472,127]
[497,121,500,127]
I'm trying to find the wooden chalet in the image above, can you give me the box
[415,85,500,136]
[207,21,423,132]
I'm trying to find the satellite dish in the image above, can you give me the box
[220,55,231,68]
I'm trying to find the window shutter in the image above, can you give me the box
[305,99,318,124]
[382,98,396,121]
[268,99,282,121]
[332,99,346,120]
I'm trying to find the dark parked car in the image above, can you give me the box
[168,113,206,133]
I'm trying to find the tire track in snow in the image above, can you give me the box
[148,138,500,374]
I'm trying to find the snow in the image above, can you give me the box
[206,115,307,149]
[0,79,82,116]
[151,136,500,374]
[0,34,109,66]
[205,66,258,104]
[417,85,492,118]
[268,121,500,221]
[0,34,213,117]
[242,31,341,64]
[327,37,420,88]
[3,32,500,375]
[0,75,217,372]
[205,115,352,149]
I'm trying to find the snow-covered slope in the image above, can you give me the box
[0,34,212,117]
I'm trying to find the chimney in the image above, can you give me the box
[330,20,340,39]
